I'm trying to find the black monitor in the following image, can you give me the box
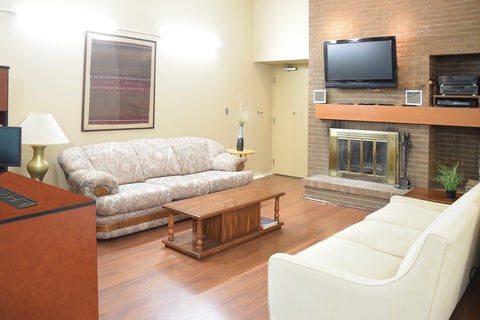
[323,36,398,89]
[0,126,22,173]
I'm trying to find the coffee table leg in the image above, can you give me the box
[167,212,175,241]
[195,220,204,252]
[274,196,280,222]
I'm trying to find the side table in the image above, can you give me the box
[227,149,255,171]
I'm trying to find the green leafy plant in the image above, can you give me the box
[433,161,464,191]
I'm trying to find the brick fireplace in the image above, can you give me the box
[329,128,399,185]
[304,120,480,210]
[306,0,480,210]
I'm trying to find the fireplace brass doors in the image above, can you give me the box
[329,129,399,185]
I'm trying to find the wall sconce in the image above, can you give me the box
[20,113,69,182]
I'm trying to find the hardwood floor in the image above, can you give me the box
[97,175,480,320]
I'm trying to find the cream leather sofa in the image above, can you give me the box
[268,182,480,320]
[58,137,253,239]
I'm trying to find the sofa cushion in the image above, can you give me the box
[167,137,212,174]
[82,142,144,184]
[129,138,181,179]
[366,201,441,231]
[204,138,227,161]
[333,220,422,258]
[294,237,403,280]
[57,146,96,175]
[189,170,254,193]
[95,183,172,216]
[146,175,210,200]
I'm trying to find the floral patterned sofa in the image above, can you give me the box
[57,137,253,239]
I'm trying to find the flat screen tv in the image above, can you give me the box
[323,36,398,89]
[0,126,22,172]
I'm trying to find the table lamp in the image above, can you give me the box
[20,112,69,181]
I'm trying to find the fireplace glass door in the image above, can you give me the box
[330,129,398,184]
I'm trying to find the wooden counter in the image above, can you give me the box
[0,172,98,319]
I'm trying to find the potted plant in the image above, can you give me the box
[433,161,464,199]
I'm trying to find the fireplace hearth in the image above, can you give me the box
[305,120,479,211]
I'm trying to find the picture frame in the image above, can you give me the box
[82,31,156,131]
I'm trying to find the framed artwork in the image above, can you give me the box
[82,32,156,131]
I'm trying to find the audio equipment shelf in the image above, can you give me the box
[433,95,479,108]
[315,104,480,127]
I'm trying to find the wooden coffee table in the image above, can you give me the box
[162,183,285,259]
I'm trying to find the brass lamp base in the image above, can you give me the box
[27,145,49,182]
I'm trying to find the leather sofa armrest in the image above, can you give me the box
[68,170,120,199]
[268,251,438,320]
[212,152,246,171]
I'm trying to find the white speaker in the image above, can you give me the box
[313,89,326,104]
[405,90,422,106]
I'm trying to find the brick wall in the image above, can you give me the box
[308,0,480,191]
[434,126,480,183]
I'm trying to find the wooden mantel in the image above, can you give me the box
[315,104,480,127]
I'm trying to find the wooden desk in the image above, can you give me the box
[0,172,98,320]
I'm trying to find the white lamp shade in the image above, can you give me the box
[20,112,70,145]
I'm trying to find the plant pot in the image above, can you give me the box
[445,189,457,199]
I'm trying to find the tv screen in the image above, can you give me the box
[324,36,397,89]
[0,126,22,172]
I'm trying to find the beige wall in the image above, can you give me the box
[1,0,274,187]
[253,0,309,63]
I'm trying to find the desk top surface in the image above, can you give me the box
[0,172,95,224]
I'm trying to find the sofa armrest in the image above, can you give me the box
[268,246,444,320]
[211,152,246,171]
[68,170,120,199]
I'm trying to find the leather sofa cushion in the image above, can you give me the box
[294,237,402,280]
[334,220,422,258]
[366,202,442,231]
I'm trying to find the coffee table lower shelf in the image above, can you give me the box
[162,223,283,259]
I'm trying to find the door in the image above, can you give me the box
[272,66,308,177]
